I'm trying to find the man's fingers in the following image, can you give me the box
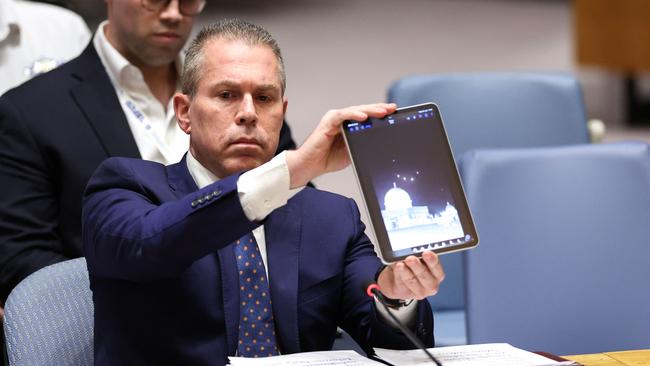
[395,258,427,300]
[422,250,445,283]
[393,262,419,299]
[392,253,445,300]
[288,102,397,186]
[402,256,440,299]
[349,103,397,120]
[349,103,396,118]
[323,103,396,130]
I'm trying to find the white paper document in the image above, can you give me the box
[228,350,384,366]
[374,343,576,366]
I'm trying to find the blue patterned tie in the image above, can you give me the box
[235,233,279,357]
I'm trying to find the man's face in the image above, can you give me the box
[105,0,194,67]
[176,38,287,177]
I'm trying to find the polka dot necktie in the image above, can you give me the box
[235,233,279,357]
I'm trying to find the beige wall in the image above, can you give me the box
[195,0,582,241]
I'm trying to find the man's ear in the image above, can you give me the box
[282,97,288,115]
[174,93,191,134]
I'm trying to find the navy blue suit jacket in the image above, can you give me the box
[0,42,298,301]
[82,157,434,365]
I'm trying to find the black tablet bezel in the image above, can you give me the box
[342,102,478,263]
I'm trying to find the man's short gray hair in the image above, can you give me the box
[181,19,286,97]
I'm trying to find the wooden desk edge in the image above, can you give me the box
[564,349,650,366]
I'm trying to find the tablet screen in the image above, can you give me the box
[343,103,478,262]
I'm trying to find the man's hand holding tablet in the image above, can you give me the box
[342,103,479,263]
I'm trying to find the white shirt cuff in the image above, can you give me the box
[374,297,419,329]
[238,151,304,221]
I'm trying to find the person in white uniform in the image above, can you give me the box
[0,0,90,95]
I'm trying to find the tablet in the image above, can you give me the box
[342,103,478,263]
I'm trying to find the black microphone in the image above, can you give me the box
[364,281,443,366]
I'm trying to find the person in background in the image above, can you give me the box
[0,0,90,96]
[0,0,300,311]
[82,19,442,365]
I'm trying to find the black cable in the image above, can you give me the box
[372,289,442,366]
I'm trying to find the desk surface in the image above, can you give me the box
[564,349,650,366]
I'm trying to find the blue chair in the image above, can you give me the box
[3,258,93,366]
[460,142,650,355]
[387,72,589,158]
[387,72,590,346]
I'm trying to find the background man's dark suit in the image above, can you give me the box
[82,156,434,365]
[0,43,298,301]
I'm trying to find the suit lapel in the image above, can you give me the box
[70,45,140,158]
[166,154,197,195]
[266,203,302,353]
[166,158,240,355]
[217,245,240,356]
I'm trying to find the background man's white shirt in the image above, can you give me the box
[94,21,188,165]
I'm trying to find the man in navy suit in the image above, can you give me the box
[82,19,444,365]
[0,0,299,305]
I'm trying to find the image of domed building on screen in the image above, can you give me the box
[380,182,465,251]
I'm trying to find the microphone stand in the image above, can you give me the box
[371,287,443,366]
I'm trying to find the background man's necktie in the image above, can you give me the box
[235,233,279,357]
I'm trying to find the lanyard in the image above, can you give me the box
[115,86,182,164]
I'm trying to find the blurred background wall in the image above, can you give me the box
[43,0,650,240]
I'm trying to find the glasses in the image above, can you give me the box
[141,0,206,16]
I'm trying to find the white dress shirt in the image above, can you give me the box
[185,151,418,329]
[0,0,90,96]
[93,21,188,165]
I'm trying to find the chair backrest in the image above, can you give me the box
[3,258,93,366]
[460,142,650,355]
[387,72,590,313]
[387,72,589,158]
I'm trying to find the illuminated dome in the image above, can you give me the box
[384,184,412,211]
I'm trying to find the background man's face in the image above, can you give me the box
[105,0,193,67]
[185,38,287,177]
